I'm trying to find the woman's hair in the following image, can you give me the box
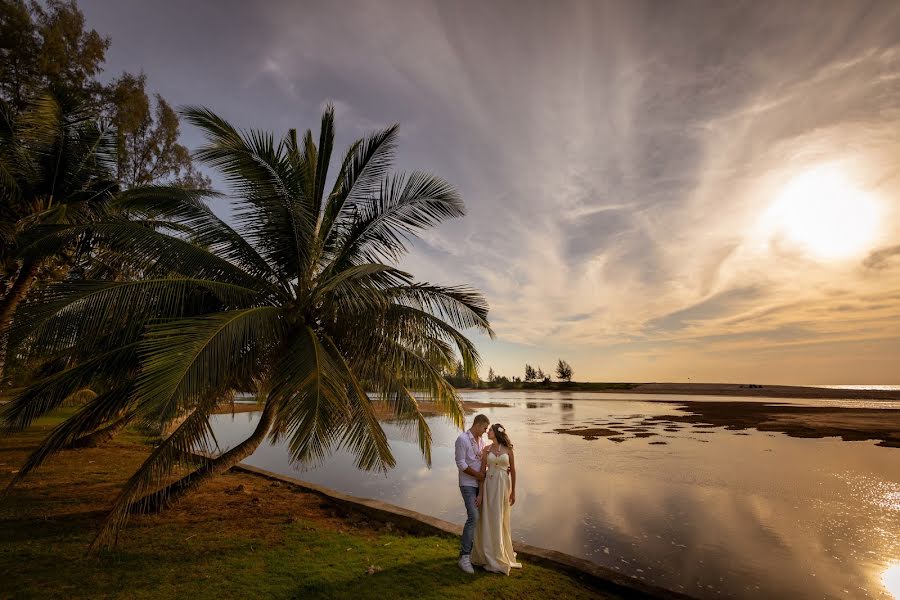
[491,423,513,449]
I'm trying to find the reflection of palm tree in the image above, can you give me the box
[2,105,493,548]
[0,93,117,376]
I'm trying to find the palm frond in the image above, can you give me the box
[387,283,494,338]
[132,306,284,426]
[375,375,434,466]
[385,304,484,380]
[320,332,394,472]
[181,106,314,280]
[114,186,287,294]
[19,222,268,289]
[269,326,354,468]
[356,332,465,430]
[1,343,139,432]
[16,93,63,151]
[326,171,464,271]
[7,278,263,368]
[91,394,222,549]
[312,105,335,218]
[3,384,134,491]
[320,124,398,250]
[311,263,402,308]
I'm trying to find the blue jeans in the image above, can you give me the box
[459,485,479,556]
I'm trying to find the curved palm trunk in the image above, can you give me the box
[133,400,276,514]
[0,261,39,328]
[66,412,134,449]
[0,261,40,378]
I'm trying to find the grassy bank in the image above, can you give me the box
[0,411,614,599]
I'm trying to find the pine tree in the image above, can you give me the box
[556,359,573,382]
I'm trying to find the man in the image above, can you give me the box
[455,413,489,574]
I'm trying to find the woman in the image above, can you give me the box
[471,423,522,575]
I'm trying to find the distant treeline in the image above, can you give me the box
[443,359,637,391]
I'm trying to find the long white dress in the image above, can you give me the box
[470,451,522,575]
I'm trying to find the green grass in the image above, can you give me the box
[0,411,613,599]
[3,518,604,599]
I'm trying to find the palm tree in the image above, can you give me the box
[0,92,118,378]
[1,104,493,548]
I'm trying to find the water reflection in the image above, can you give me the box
[208,392,900,599]
[884,564,900,599]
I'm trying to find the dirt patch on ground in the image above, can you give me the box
[0,429,387,546]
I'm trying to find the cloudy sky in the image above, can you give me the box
[80,0,900,384]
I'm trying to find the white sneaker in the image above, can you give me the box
[458,555,475,574]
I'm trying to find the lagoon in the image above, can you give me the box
[209,391,900,599]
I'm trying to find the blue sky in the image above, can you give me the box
[80,0,900,383]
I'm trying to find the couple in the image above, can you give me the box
[454,413,522,575]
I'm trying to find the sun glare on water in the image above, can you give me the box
[764,164,881,260]
[884,564,900,599]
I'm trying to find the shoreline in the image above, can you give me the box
[458,382,900,401]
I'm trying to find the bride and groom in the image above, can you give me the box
[454,414,522,575]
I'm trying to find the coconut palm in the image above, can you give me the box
[1,104,492,548]
[0,92,118,378]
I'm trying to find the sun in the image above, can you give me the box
[765,164,881,260]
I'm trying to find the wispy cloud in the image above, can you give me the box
[864,245,900,270]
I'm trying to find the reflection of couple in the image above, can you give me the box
[455,414,522,575]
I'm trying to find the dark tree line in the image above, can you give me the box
[523,361,573,383]
[466,359,576,390]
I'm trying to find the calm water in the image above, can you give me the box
[815,385,900,391]
[208,392,900,600]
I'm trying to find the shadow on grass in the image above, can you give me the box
[297,556,490,597]
[0,511,108,542]
[291,555,593,600]
[0,445,52,452]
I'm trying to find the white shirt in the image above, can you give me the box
[455,430,485,487]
